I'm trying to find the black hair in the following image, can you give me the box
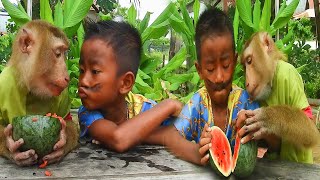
[84,20,142,76]
[195,8,235,62]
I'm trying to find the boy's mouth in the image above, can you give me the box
[78,87,88,98]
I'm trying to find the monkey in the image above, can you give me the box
[0,20,79,166]
[238,31,320,163]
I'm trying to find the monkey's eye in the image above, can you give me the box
[246,57,252,65]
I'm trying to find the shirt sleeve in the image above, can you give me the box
[78,106,104,137]
[288,66,309,109]
[173,93,202,142]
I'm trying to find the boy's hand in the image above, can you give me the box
[4,124,38,166]
[199,123,212,166]
[170,99,183,117]
[42,118,67,164]
[238,109,270,144]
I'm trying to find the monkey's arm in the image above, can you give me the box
[0,125,11,159]
[62,117,80,155]
[253,105,320,149]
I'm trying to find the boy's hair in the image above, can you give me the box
[195,8,235,62]
[84,20,142,76]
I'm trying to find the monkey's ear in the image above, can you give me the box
[262,32,274,53]
[19,29,34,54]
[119,72,135,95]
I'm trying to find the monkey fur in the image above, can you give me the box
[258,105,320,149]
[0,20,79,162]
[241,32,320,149]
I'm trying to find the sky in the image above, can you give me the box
[118,0,170,24]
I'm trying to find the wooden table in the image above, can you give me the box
[1,139,320,179]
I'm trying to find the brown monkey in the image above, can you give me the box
[0,20,79,166]
[238,31,320,163]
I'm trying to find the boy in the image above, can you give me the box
[145,8,259,165]
[78,20,182,152]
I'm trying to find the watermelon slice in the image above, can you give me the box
[209,126,233,177]
[209,126,257,177]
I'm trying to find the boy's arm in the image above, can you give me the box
[89,99,182,153]
[144,125,202,165]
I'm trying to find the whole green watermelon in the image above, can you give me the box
[12,115,61,158]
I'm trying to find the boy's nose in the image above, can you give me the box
[213,67,224,84]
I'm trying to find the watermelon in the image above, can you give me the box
[209,126,257,177]
[12,115,62,158]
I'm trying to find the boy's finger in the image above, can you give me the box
[200,154,210,166]
[199,143,211,155]
[199,137,211,147]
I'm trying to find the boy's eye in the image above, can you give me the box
[207,68,214,72]
[92,69,100,74]
[79,68,84,74]
[223,64,230,69]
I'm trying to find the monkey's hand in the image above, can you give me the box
[42,119,67,165]
[239,106,320,149]
[4,124,38,166]
[199,123,212,166]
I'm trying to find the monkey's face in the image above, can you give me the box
[78,39,121,111]
[26,37,70,97]
[241,33,274,101]
[196,35,236,105]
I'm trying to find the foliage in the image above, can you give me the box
[234,0,299,53]
[288,43,320,98]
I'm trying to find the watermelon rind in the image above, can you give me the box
[12,115,61,158]
[209,126,232,177]
[232,140,258,178]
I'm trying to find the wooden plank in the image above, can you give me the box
[0,143,320,179]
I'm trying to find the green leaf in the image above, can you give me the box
[271,0,299,34]
[179,0,194,34]
[1,0,31,26]
[64,22,81,37]
[128,4,137,26]
[40,0,54,24]
[236,0,254,28]
[54,0,63,28]
[253,0,261,31]
[99,12,112,21]
[77,23,85,50]
[63,0,93,29]
[233,7,239,48]
[193,0,200,26]
[157,47,187,77]
[190,72,200,85]
[140,58,162,75]
[137,69,151,80]
[169,13,192,37]
[164,73,193,84]
[260,0,271,31]
[141,3,176,43]
[139,12,151,33]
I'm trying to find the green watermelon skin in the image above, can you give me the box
[233,140,258,178]
[12,115,61,158]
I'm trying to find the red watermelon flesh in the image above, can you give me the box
[209,126,232,177]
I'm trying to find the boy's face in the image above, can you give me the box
[78,38,121,110]
[196,34,236,105]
